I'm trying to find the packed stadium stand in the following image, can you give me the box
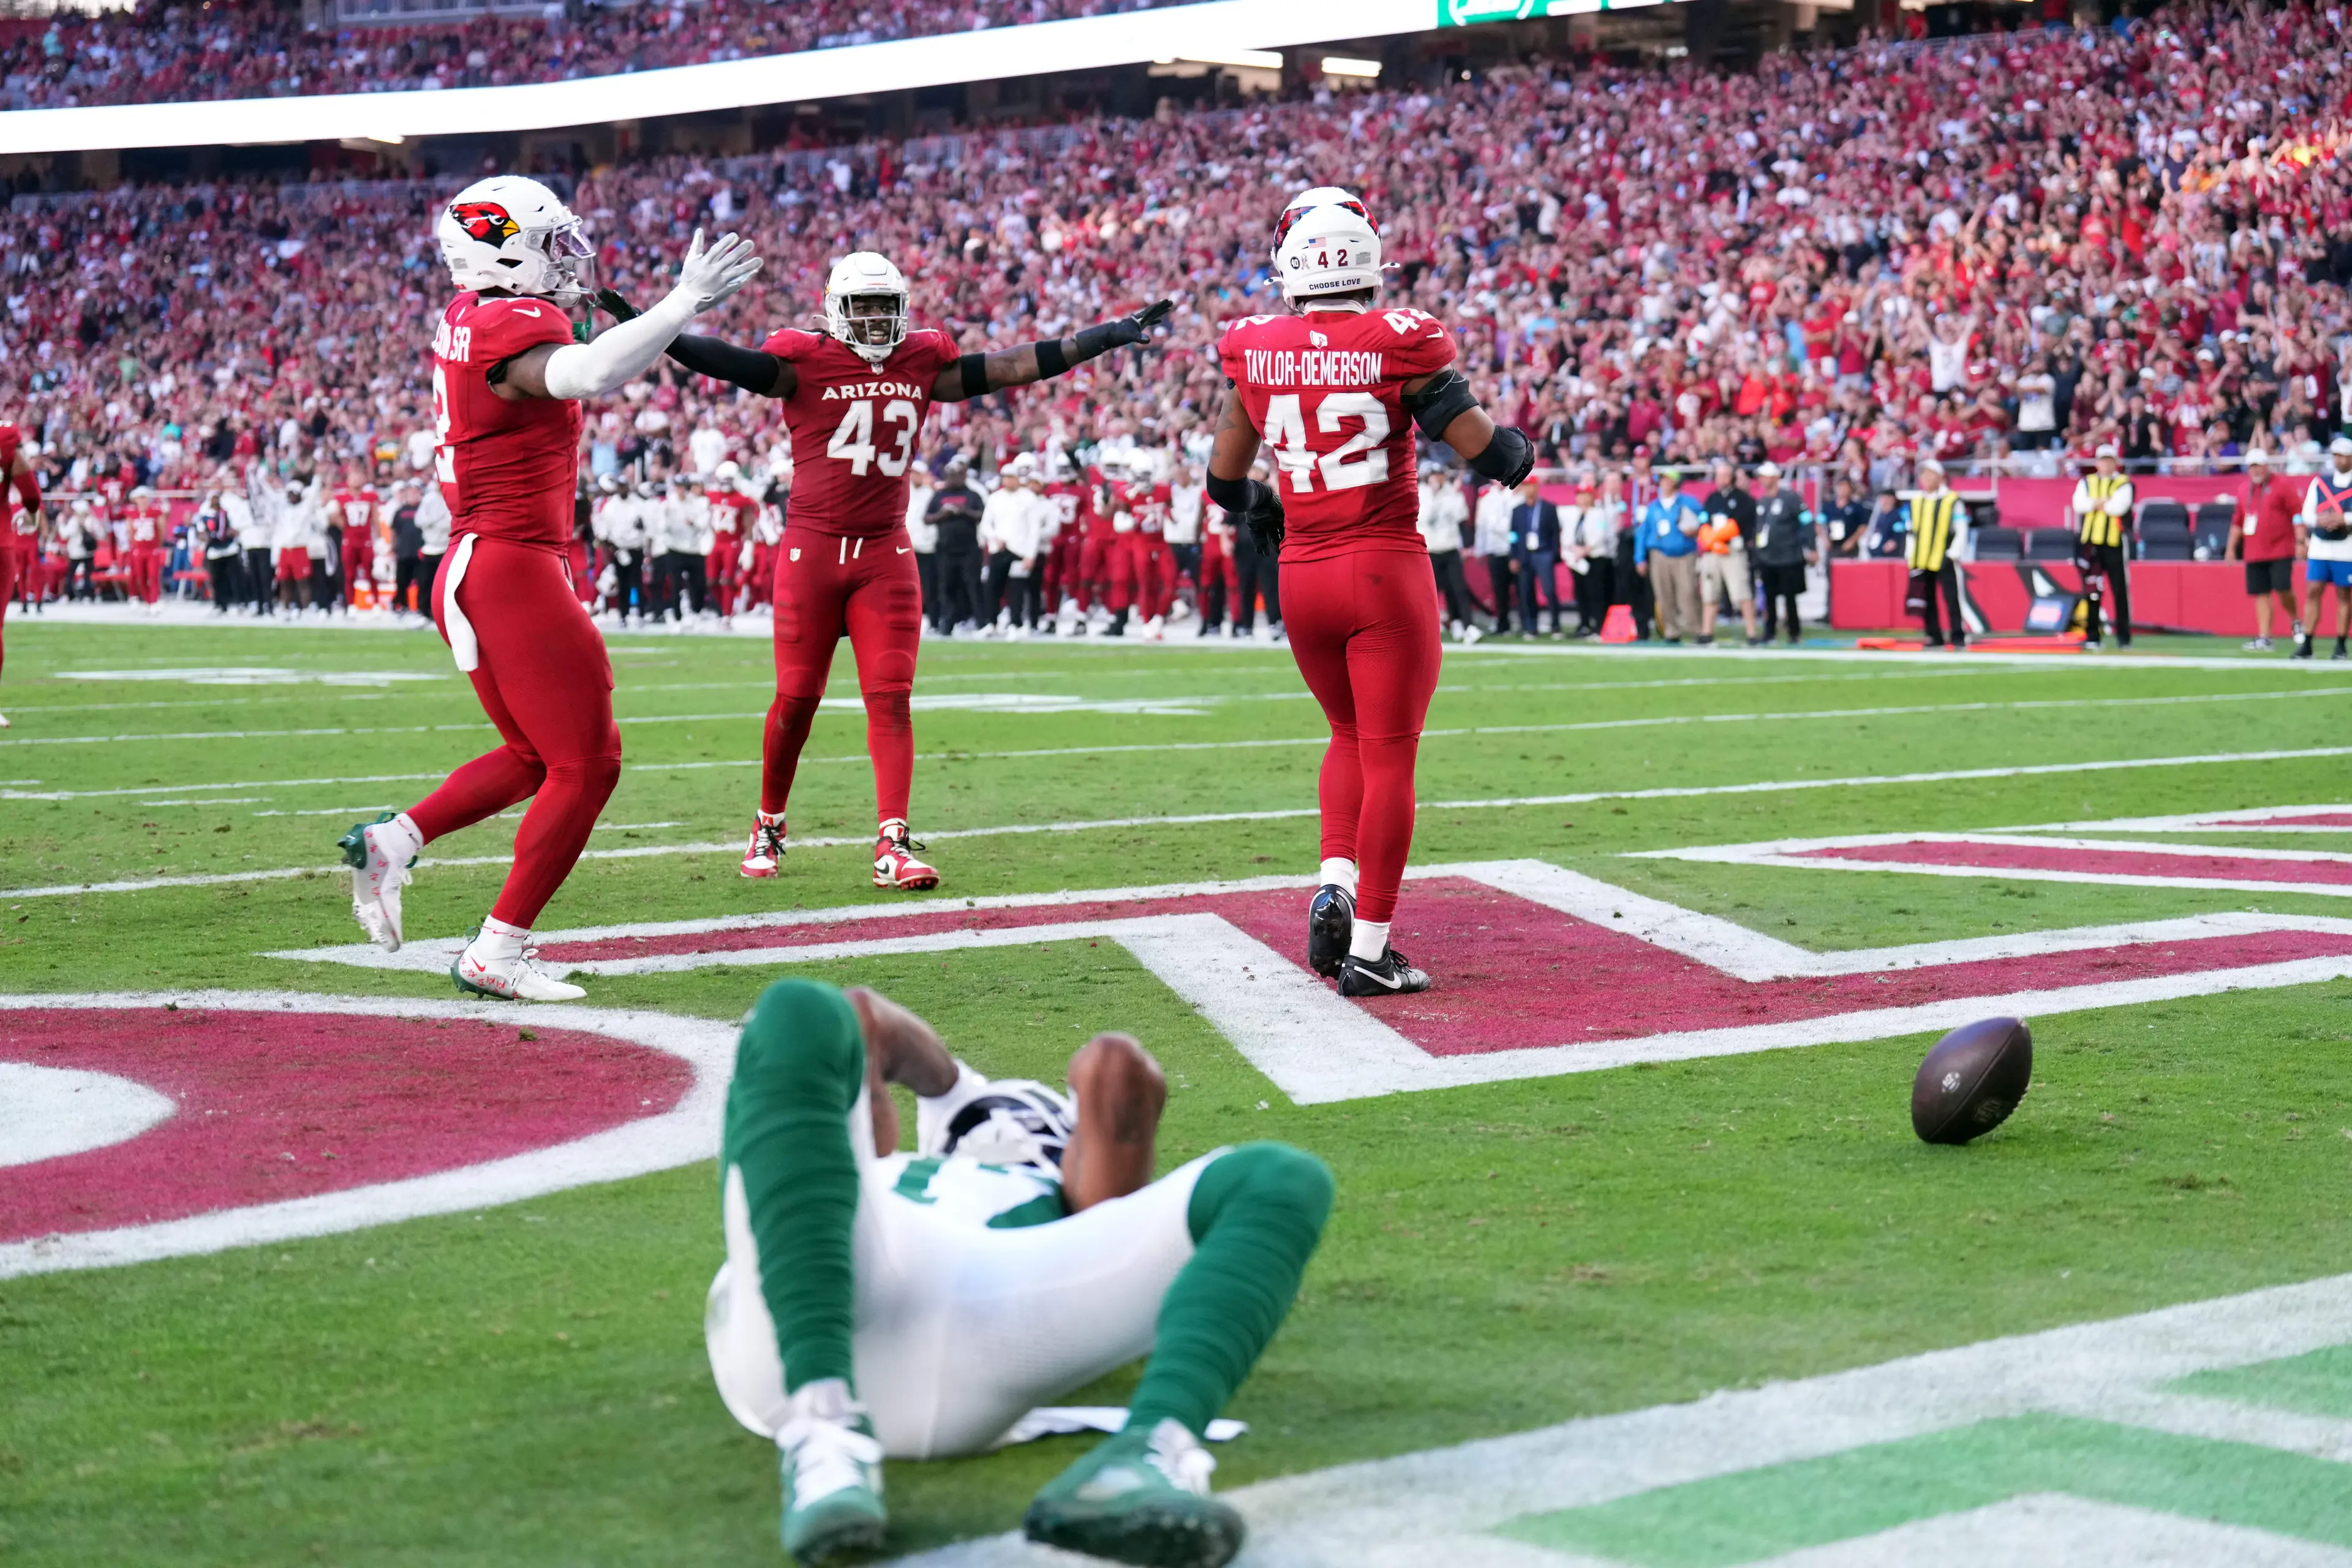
[10,1,2349,519]
[1,0,1184,110]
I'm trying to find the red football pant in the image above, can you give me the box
[0,545,15,680]
[1196,540,1235,613]
[763,527,921,825]
[127,546,164,605]
[342,540,373,605]
[708,550,738,612]
[1110,533,1170,618]
[407,536,621,930]
[1281,548,1443,924]
[1077,533,1118,611]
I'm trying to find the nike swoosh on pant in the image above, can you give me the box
[896,547,911,554]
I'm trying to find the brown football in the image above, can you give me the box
[1911,1017,2032,1145]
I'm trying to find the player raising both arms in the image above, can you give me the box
[0,418,42,729]
[341,175,762,1000]
[633,253,1172,889]
[1210,188,1536,997]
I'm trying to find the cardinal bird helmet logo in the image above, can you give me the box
[450,201,520,246]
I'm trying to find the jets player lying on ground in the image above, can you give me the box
[341,175,761,1000]
[598,261,1172,892]
[1208,187,1536,998]
[706,979,1332,1568]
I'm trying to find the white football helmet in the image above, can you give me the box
[1272,186,1377,255]
[1275,199,1383,303]
[437,175,595,306]
[824,251,910,366]
[919,1072,1076,1176]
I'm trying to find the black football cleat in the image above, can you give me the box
[1306,884,1354,978]
[1338,947,1431,998]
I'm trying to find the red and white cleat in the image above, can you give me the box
[741,810,788,878]
[873,821,940,891]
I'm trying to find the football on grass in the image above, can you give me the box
[1911,1017,2033,1145]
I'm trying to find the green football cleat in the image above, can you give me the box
[777,1382,887,1564]
[1023,1419,1243,1568]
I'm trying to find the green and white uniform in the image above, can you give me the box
[710,1085,1219,1459]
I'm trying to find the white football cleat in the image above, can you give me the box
[451,925,585,1002]
[1141,615,1166,642]
[337,812,419,952]
[0,710,10,729]
[741,810,788,878]
[873,821,940,891]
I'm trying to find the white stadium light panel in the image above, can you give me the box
[0,0,1437,156]
[1319,56,1384,77]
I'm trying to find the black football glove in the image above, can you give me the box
[1240,480,1286,555]
[594,287,642,323]
[1102,298,1175,349]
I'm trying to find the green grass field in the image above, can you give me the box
[7,617,2352,1566]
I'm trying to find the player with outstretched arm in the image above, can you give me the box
[707,978,1332,1567]
[606,257,1172,889]
[1207,189,1537,996]
[341,176,762,1000]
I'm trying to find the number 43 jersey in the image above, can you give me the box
[1217,306,1457,562]
[762,327,962,538]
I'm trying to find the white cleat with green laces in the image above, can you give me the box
[776,1378,888,1563]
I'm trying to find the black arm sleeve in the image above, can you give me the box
[1205,471,1255,513]
[1467,425,1537,488]
[1399,367,1480,443]
[666,333,782,396]
[1207,471,1285,552]
[959,352,989,399]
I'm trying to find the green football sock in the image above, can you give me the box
[1125,1141,1335,1436]
[722,979,866,1394]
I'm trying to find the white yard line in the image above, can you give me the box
[9,684,2348,755]
[902,1270,2352,1567]
[20,744,2352,900]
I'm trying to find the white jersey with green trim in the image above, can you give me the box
[873,1152,1067,1231]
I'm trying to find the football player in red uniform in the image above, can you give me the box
[1041,452,1094,628]
[708,459,760,620]
[1105,454,1174,639]
[643,252,1171,888]
[123,485,167,612]
[1210,189,1535,997]
[340,175,761,1000]
[0,420,41,728]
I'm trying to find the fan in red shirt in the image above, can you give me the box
[0,420,42,729]
[338,175,763,1001]
[644,251,1172,889]
[2231,447,2307,650]
[1209,187,1535,997]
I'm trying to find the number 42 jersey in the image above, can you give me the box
[762,327,961,538]
[1217,306,1457,562]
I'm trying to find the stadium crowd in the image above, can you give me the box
[1,0,1180,110]
[9,3,2352,640]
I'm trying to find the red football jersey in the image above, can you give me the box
[1114,480,1171,536]
[126,505,162,546]
[761,328,960,538]
[430,293,581,549]
[0,423,20,541]
[1217,306,1457,561]
[1044,479,1096,541]
[709,491,756,539]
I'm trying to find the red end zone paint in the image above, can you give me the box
[1223,880,2352,1055]
[1799,840,2352,888]
[0,1009,693,1245]
[2225,813,2352,830]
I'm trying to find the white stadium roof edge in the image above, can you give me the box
[0,0,1607,158]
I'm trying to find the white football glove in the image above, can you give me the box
[673,228,763,315]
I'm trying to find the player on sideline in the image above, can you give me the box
[634,254,1171,889]
[1209,189,1535,997]
[706,978,1332,1567]
[0,418,41,729]
[340,175,762,1000]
